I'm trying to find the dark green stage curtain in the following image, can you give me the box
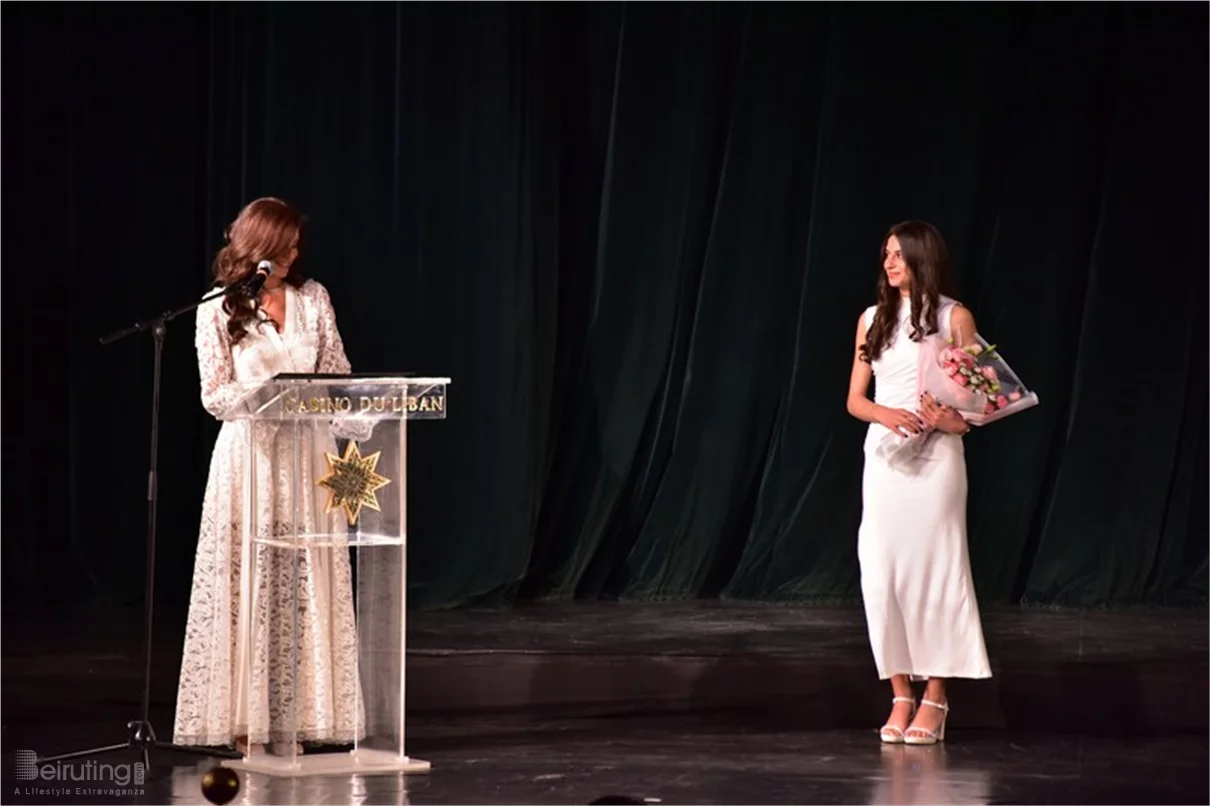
[3,1,1205,612]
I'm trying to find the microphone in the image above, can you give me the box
[243,260,273,296]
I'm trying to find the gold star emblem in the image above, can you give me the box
[317,441,392,526]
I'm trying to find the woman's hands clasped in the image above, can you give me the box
[919,392,970,435]
[877,407,926,437]
[876,394,970,437]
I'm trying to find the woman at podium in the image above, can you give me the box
[172,197,364,756]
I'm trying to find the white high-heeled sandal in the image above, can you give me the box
[904,698,949,745]
[879,696,917,744]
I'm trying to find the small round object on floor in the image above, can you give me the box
[200,766,240,805]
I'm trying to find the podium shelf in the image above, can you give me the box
[252,532,407,549]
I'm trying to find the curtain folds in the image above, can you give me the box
[4,2,1205,610]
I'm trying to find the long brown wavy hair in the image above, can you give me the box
[859,220,960,363]
[212,197,307,344]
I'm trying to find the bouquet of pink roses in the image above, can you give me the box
[875,334,1039,467]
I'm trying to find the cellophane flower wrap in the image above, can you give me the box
[875,334,1040,467]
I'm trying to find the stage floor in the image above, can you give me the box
[3,601,1207,804]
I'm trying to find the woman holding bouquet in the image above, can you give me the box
[845,220,992,745]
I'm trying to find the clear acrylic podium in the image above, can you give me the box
[219,373,449,778]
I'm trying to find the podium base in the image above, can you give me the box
[222,748,432,778]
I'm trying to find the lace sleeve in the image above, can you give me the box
[195,296,245,420]
[314,283,352,374]
[311,282,376,441]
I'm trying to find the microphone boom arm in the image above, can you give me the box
[47,273,265,770]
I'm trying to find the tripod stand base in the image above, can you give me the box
[38,719,241,770]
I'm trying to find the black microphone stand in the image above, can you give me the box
[39,280,257,772]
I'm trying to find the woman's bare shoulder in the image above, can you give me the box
[949,300,975,323]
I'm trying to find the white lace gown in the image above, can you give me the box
[858,296,992,681]
[173,279,365,747]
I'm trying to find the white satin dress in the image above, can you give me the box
[857,296,992,681]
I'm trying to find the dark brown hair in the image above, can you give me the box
[859,220,960,363]
[213,197,307,344]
